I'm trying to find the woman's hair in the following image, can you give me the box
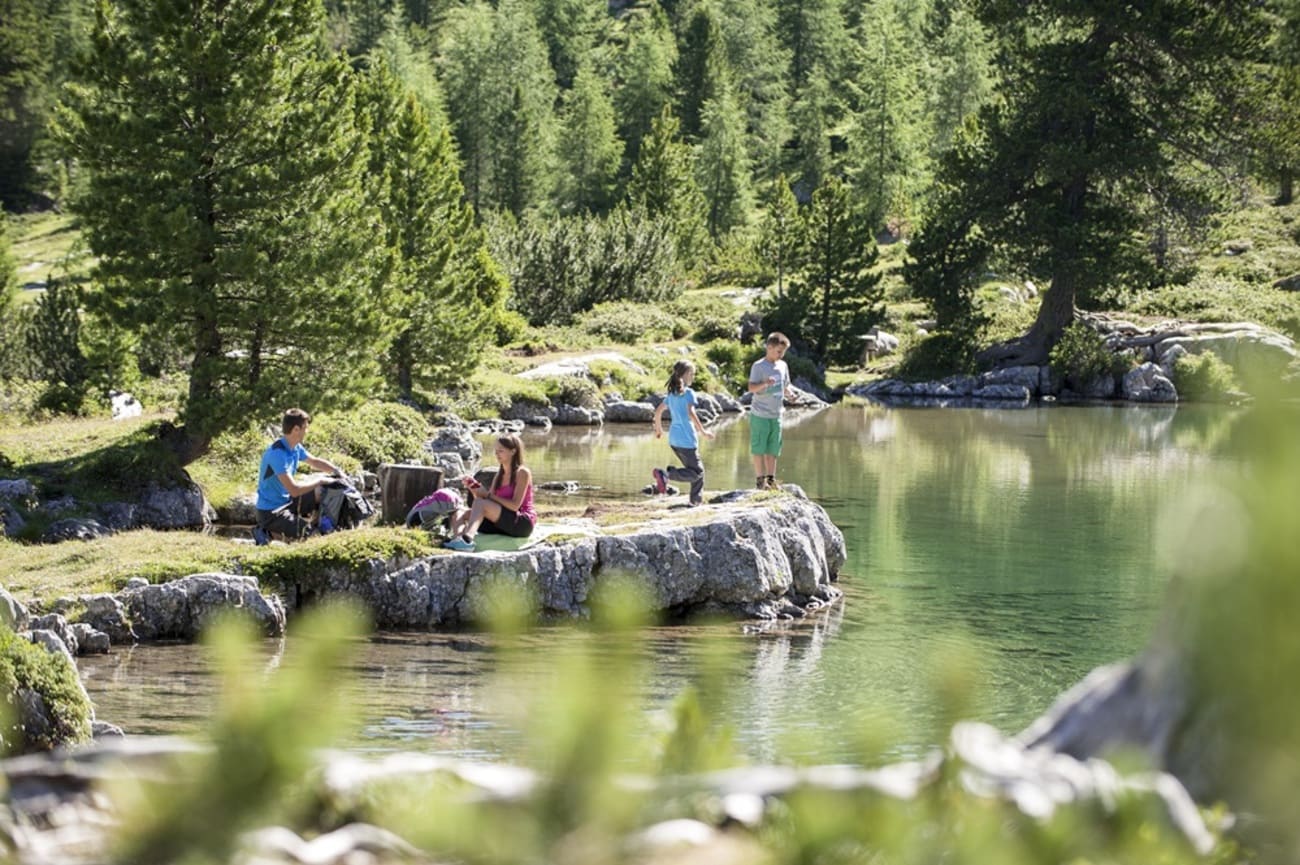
[665,360,695,395]
[492,434,525,491]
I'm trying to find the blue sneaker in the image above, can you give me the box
[252,525,270,546]
[442,536,476,552]
[652,468,668,495]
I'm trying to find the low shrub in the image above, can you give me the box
[1130,274,1300,341]
[586,359,664,402]
[1175,351,1239,402]
[894,331,981,380]
[704,340,757,394]
[578,301,676,344]
[0,625,92,754]
[546,375,602,409]
[441,369,551,421]
[309,403,429,471]
[1048,323,1126,389]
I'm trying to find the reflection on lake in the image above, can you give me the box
[79,402,1242,762]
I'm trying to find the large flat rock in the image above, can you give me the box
[280,489,846,627]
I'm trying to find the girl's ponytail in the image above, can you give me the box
[665,360,693,395]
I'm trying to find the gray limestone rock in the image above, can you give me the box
[553,404,604,425]
[41,517,113,543]
[426,422,483,465]
[121,574,285,641]
[0,586,29,631]
[134,481,213,530]
[604,400,656,423]
[277,494,845,628]
[1122,363,1178,403]
[980,365,1042,395]
[31,615,79,656]
[70,623,110,654]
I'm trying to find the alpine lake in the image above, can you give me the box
[78,400,1243,763]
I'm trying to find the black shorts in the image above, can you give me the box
[480,508,535,538]
[256,491,319,539]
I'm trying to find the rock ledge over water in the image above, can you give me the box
[282,487,845,627]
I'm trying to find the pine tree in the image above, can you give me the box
[920,0,1268,366]
[58,0,389,460]
[1257,0,1300,204]
[792,176,882,364]
[673,0,728,141]
[714,0,791,181]
[775,0,848,91]
[613,7,676,171]
[786,72,837,197]
[535,0,605,90]
[627,106,711,268]
[846,0,928,230]
[371,7,450,131]
[758,173,803,299]
[361,63,505,399]
[438,2,498,210]
[486,0,558,215]
[556,64,624,214]
[695,85,753,238]
[0,0,55,205]
[925,0,991,157]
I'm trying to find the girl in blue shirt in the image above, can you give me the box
[651,360,715,507]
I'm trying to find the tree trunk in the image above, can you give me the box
[1278,168,1294,206]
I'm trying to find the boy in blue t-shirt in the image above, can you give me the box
[651,360,715,507]
[254,408,343,544]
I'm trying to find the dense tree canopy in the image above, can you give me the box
[58,0,390,459]
[909,0,1271,364]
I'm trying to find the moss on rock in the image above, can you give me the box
[0,626,92,753]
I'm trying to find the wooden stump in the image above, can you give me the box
[377,464,445,525]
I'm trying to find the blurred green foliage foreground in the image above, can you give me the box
[4,403,1300,864]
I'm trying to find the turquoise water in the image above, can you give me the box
[78,402,1241,762]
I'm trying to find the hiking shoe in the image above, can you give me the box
[443,536,476,552]
[252,525,270,546]
[652,468,668,495]
[756,477,768,490]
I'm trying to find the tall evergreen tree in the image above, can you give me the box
[627,105,710,268]
[673,0,728,141]
[695,85,753,238]
[485,0,558,214]
[58,0,389,460]
[556,64,624,214]
[846,0,928,230]
[535,0,604,90]
[438,2,497,210]
[613,7,676,171]
[757,173,802,299]
[775,0,847,91]
[924,0,991,157]
[714,0,791,180]
[361,63,505,400]
[1257,0,1300,204]
[786,72,836,197]
[913,0,1268,366]
[790,176,881,364]
[0,0,55,205]
[371,7,450,130]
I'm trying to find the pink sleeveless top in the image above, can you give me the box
[495,478,537,524]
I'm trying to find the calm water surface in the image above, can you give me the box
[79,402,1241,763]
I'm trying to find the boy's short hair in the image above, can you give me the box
[765,332,791,348]
[282,408,311,436]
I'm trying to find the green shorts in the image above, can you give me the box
[750,415,783,456]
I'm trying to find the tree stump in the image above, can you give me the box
[377,464,445,525]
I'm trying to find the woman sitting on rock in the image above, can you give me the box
[443,434,536,552]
